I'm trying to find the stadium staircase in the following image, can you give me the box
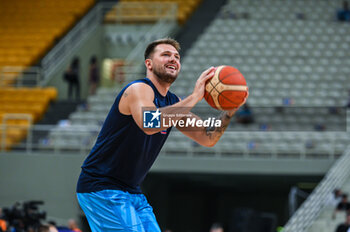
[283,146,350,232]
[38,88,117,152]
[18,100,83,151]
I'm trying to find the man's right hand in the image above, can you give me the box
[191,67,216,103]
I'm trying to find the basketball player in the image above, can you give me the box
[76,38,248,232]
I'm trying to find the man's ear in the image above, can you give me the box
[145,59,152,70]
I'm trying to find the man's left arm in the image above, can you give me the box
[176,109,238,147]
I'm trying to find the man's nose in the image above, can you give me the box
[169,55,176,62]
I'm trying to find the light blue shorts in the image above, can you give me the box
[77,190,161,232]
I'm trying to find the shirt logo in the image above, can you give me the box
[143,109,161,128]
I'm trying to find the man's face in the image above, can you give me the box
[148,44,181,84]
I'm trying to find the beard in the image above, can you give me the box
[152,63,178,84]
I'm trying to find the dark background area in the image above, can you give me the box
[142,173,322,232]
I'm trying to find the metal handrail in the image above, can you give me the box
[283,145,350,232]
[1,114,33,152]
[0,123,100,155]
[163,130,349,157]
[41,3,103,83]
[0,66,42,87]
[0,120,348,159]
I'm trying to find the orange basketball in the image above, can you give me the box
[204,65,248,110]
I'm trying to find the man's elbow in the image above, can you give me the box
[202,140,217,147]
[208,142,217,147]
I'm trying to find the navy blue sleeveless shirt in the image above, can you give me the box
[77,78,179,194]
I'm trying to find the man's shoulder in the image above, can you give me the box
[124,80,153,94]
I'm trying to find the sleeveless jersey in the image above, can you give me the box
[77,78,179,194]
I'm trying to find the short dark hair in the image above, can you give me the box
[144,38,180,60]
[71,57,80,69]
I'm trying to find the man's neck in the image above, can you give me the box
[147,75,171,97]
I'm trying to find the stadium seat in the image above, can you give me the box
[104,0,202,24]
[0,0,96,85]
[0,87,57,150]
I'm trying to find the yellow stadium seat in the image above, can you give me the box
[0,87,57,149]
[0,0,96,146]
[105,0,202,24]
[0,0,96,85]
[0,112,32,150]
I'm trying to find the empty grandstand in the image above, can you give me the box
[0,0,349,231]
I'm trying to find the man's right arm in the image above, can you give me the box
[119,67,216,135]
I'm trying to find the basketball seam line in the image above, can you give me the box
[209,81,215,94]
[206,81,221,109]
[218,91,246,107]
[212,67,223,89]
[212,69,243,89]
